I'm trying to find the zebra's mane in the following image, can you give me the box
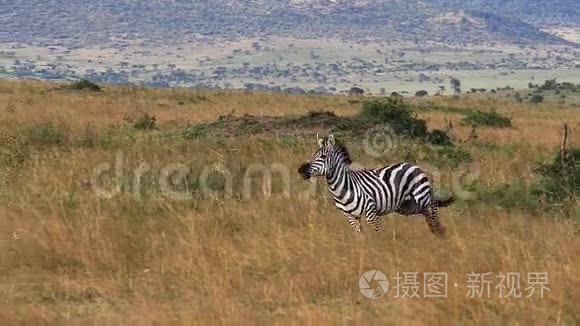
[333,143,353,165]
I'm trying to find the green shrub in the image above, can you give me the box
[0,122,69,169]
[539,78,558,91]
[431,146,472,167]
[356,98,455,146]
[462,109,512,128]
[529,94,544,103]
[415,90,428,97]
[181,97,454,150]
[476,149,577,216]
[69,79,102,92]
[184,124,210,139]
[25,122,69,147]
[426,129,453,146]
[129,113,157,130]
[479,179,540,212]
[359,97,429,138]
[531,148,578,205]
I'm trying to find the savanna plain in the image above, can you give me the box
[0,80,578,325]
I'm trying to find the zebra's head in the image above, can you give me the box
[298,134,352,180]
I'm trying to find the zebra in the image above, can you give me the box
[297,134,454,238]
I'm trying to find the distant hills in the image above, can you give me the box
[429,0,579,26]
[3,0,578,48]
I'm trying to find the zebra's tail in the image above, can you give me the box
[435,196,455,208]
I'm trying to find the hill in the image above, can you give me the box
[3,0,575,48]
[431,0,580,26]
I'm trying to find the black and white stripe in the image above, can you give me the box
[298,134,453,238]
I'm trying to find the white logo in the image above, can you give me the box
[359,270,389,299]
[362,125,398,158]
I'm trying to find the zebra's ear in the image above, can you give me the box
[327,134,336,146]
[317,134,324,147]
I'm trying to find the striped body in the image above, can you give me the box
[298,135,452,238]
[327,162,432,217]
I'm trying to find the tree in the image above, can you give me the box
[530,94,544,103]
[540,78,558,91]
[348,87,365,96]
[450,78,461,95]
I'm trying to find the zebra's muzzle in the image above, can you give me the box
[298,163,311,180]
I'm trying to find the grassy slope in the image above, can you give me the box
[0,80,578,325]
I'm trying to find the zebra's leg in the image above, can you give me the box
[343,213,362,233]
[364,202,382,232]
[412,188,446,238]
[345,213,367,240]
[422,202,446,238]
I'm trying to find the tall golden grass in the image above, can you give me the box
[0,80,578,325]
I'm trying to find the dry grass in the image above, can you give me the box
[0,80,355,131]
[0,80,578,325]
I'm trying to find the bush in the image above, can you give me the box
[69,79,102,92]
[539,78,558,91]
[359,98,429,138]
[531,148,578,205]
[426,129,453,146]
[479,179,540,212]
[181,97,454,150]
[415,90,428,97]
[462,109,512,128]
[25,122,69,147]
[129,113,157,130]
[432,146,471,167]
[477,149,578,216]
[0,122,69,169]
[348,87,365,96]
[529,94,544,103]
